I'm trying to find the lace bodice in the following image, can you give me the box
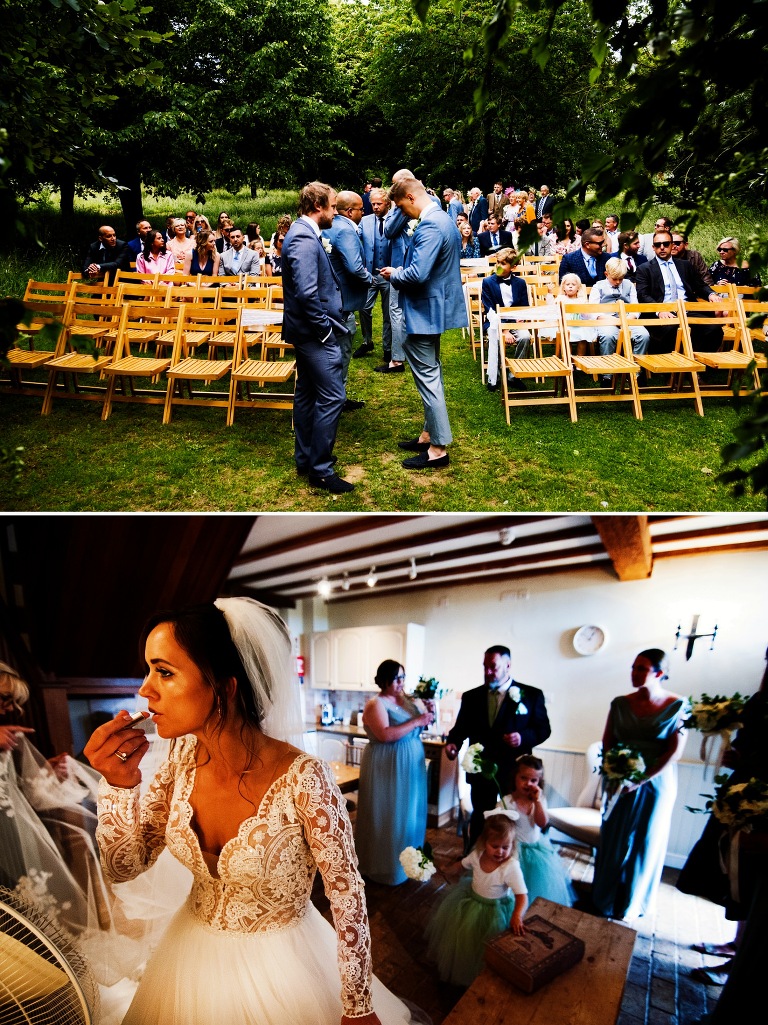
[96,739,373,1017]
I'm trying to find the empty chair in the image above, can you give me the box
[40,301,123,415]
[683,298,759,396]
[226,308,296,426]
[317,738,346,764]
[101,303,178,420]
[547,742,602,850]
[162,305,236,424]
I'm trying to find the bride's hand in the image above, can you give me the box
[83,710,150,789]
[341,1014,382,1025]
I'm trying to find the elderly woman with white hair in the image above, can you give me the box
[709,237,761,287]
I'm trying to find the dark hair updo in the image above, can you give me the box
[374,659,403,691]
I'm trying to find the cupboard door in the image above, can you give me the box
[334,629,367,689]
[310,632,334,689]
[366,627,406,684]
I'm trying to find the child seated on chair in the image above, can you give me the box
[556,274,596,357]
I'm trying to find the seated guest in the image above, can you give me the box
[193,214,213,235]
[481,247,531,392]
[638,215,672,260]
[246,222,263,247]
[166,217,195,268]
[477,214,513,257]
[82,225,131,283]
[161,214,176,243]
[559,227,609,286]
[269,214,293,253]
[709,237,761,287]
[183,229,220,278]
[604,214,620,254]
[527,219,556,258]
[214,211,231,242]
[670,232,714,288]
[555,217,579,255]
[456,211,469,230]
[218,226,261,278]
[184,210,197,237]
[557,274,596,356]
[574,218,590,238]
[127,219,153,258]
[264,230,285,276]
[589,257,650,384]
[617,231,648,281]
[215,220,233,254]
[459,221,480,259]
[636,229,722,352]
[136,230,176,280]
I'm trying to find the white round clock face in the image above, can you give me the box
[573,625,606,656]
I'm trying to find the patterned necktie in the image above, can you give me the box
[627,257,634,272]
[492,233,498,247]
[587,256,596,278]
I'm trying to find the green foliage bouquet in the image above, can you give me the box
[709,775,768,833]
[599,745,646,818]
[412,676,448,700]
[684,693,748,772]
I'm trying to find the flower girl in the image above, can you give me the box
[425,811,528,986]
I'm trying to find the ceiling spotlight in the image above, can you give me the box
[408,557,418,580]
[366,566,378,588]
[499,528,515,546]
[341,572,350,592]
[317,577,332,598]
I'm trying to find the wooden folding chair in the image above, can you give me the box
[40,301,123,415]
[100,304,178,420]
[227,308,296,426]
[162,306,236,423]
[16,280,73,339]
[738,299,768,372]
[463,279,484,372]
[497,305,577,423]
[626,300,706,416]
[683,298,759,396]
[562,302,643,419]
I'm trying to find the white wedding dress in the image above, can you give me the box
[97,736,418,1024]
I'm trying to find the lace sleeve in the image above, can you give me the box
[294,757,374,1019]
[96,750,178,884]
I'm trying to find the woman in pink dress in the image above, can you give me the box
[136,231,176,281]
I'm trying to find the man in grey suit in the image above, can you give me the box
[282,182,355,494]
[380,177,467,470]
[324,191,371,411]
[217,227,261,277]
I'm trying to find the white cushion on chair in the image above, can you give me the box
[548,807,602,848]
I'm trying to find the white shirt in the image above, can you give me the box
[655,256,685,301]
[462,849,527,899]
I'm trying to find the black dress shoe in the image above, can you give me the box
[397,438,430,452]
[506,373,527,391]
[342,398,366,411]
[352,343,374,358]
[600,375,613,388]
[402,452,450,469]
[297,456,337,477]
[374,363,405,373]
[308,473,355,493]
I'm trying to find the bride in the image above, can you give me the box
[84,599,425,1025]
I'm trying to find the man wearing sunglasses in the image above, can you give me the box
[636,230,722,352]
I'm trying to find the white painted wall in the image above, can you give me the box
[299,549,766,758]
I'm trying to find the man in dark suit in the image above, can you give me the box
[445,644,551,845]
[467,187,489,233]
[636,229,722,352]
[381,176,467,470]
[126,219,153,258]
[617,231,648,282]
[535,185,555,220]
[281,182,354,493]
[481,247,530,391]
[477,213,513,257]
[559,228,610,286]
[82,225,131,283]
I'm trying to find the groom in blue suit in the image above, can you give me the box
[282,182,355,494]
[381,177,467,469]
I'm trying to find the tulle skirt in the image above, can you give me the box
[517,839,575,907]
[121,898,417,1025]
[425,877,514,987]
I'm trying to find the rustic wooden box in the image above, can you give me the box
[485,914,586,993]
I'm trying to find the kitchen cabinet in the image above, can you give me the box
[309,624,425,692]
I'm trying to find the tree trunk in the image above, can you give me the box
[106,160,144,236]
[58,167,75,218]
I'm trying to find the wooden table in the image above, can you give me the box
[328,761,360,794]
[442,897,636,1025]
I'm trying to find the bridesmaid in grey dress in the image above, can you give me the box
[592,648,686,919]
[355,660,434,885]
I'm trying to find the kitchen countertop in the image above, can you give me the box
[309,723,447,746]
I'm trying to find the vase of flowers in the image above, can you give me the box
[599,745,646,819]
[684,693,747,775]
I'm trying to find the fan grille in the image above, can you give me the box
[0,887,99,1025]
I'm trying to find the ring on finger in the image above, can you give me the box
[115,750,129,763]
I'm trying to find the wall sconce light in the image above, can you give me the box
[674,614,718,660]
[341,572,350,592]
[499,528,515,546]
[366,566,378,588]
[317,577,332,599]
[408,557,418,580]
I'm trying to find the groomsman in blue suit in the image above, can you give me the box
[358,187,396,371]
[282,182,355,494]
[381,177,467,470]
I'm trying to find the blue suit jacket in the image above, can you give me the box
[468,195,489,233]
[558,247,610,286]
[481,274,529,328]
[389,209,467,334]
[446,198,464,222]
[323,215,372,311]
[383,206,412,267]
[281,218,346,345]
[360,213,391,273]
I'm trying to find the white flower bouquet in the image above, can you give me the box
[599,745,646,818]
[685,693,747,773]
[412,676,448,700]
[709,775,768,832]
[399,844,436,882]
[460,743,509,809]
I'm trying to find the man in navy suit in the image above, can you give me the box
[324,191,372,410]
[481,247,531,391]
[467,187,489,233]
[476,213,514,257]
[445,644,551,846]
[358,187,395,371]
[282,182,354,494]
[126,219,153,258]
[559,227,610,286]
[381,177,467,470]
[82,225,131,282]
[535,185,555,220]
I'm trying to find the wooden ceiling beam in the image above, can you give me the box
[592,515,653,581]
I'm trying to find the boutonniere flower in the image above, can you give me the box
[509,686,527,716]
[321,237,332,254]
[406,218,419,237]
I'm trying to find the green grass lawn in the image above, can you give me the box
[1,189,764,512]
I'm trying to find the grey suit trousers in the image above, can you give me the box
[403,333,453,446]
[388,286,406,363]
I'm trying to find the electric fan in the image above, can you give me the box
[0,886,99,1025]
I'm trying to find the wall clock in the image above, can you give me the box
[573,624,607,656]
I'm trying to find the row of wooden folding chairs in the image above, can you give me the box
[494,296,763,425]
[35,303,296,425]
